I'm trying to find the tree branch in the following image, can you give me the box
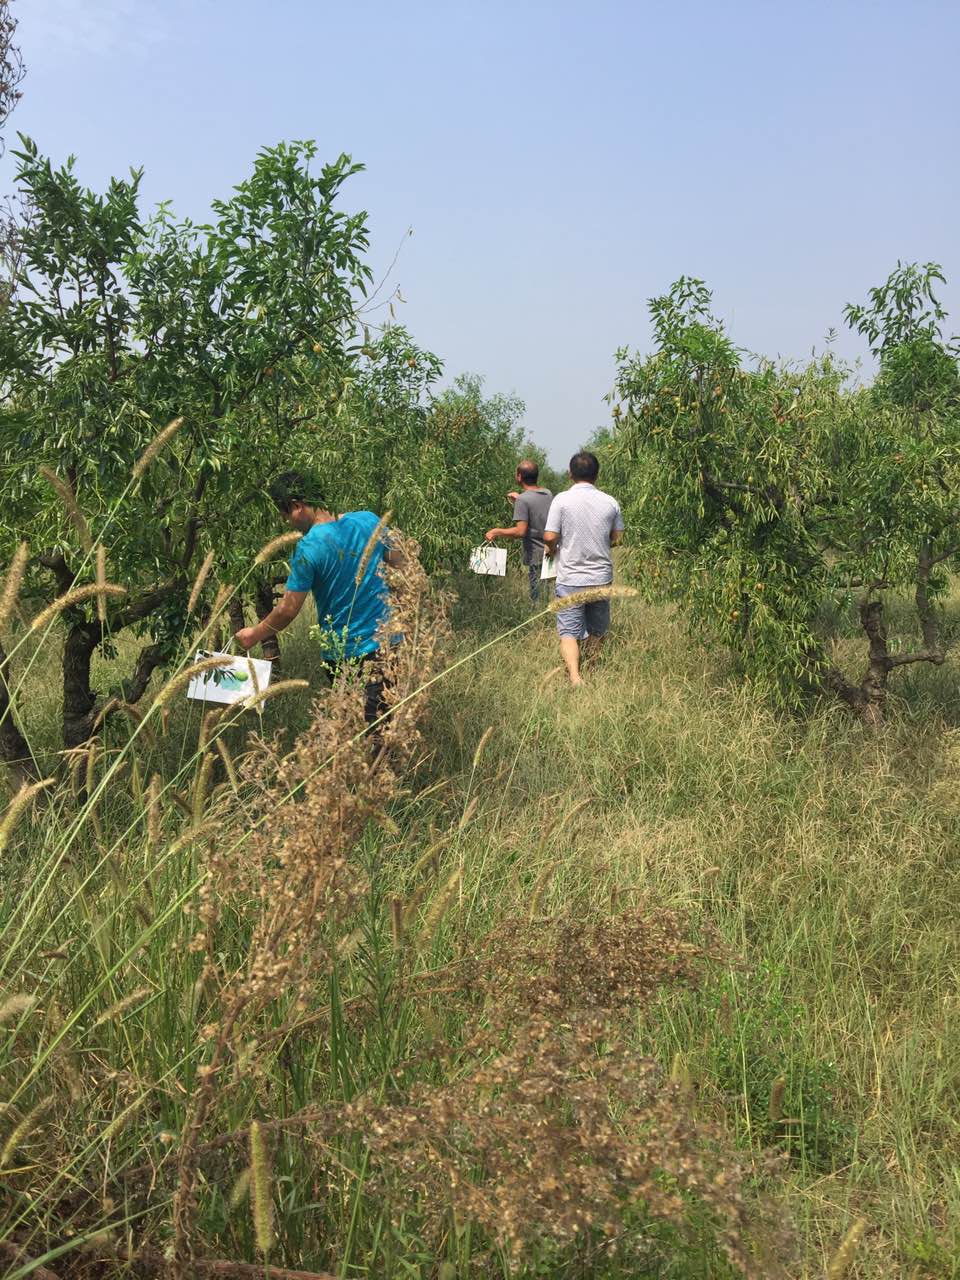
[179,469,211,571]
[37,549,76,595]
[930,541,960,566]
[119,642,165,703]
[887,649,945,669]
[105,580,180,635]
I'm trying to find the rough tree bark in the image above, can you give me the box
[254,575,282,664]
[227,597,245,634]
[57,576,179,748]
[0,641,40,785]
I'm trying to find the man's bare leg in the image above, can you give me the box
[559,636,583,686]
[581,633,605,670]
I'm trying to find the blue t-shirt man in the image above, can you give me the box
[234,471,399,724]
[285,511,389,661]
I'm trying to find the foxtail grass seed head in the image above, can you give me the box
[214,737,239,792]
[249,1120,274,1254]
[457,794,478,832]
[390,896,404,950]
[30,583,126,633]
[419,867,462,949]
[146,773,161,852]
[199,708,222,751]
[0,541,28,634]
[132,415,184,481]
[238,678,309,714]
[0,993,36,1025]
[472,725,494,771]
[99,1094,147,1145]
[129,751,143,807]
[95,543,107,622]
[401,879,433,930]
[192,581,235,649]
[0,777,55,856]
[355,509,392,586]
[93,698,156,745]
[254,531,301,565]
[154,656,231,708]
[228,1166,252,1211]
[0,1099,51,1169]
[768,1075,786,1124]
[527,860,558,920]
[187,549,215,615]
[826,1217,867,1279]
[409,835,450,881]
[246,656,261,698]
[547,584,639,612]
[38,466,93,552]
[193,753,215,827]
[91,987,151,1030]
[85,741,104,843]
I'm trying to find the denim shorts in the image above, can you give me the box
[554,583,612,639]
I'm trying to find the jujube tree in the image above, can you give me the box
[604,266,960,721]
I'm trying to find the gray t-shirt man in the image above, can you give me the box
[544,483,625,586]
[512,487,553,565]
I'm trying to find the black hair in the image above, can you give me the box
[517,460,539,484]
[569,451,600,482]
[267,469,325,513]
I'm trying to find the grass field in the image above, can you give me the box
[1,565,959,1278]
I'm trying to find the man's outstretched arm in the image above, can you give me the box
[235,590,308,651]
[485,520,528,543]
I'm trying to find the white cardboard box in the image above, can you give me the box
[469,545,508,576]
[186,650,273,706]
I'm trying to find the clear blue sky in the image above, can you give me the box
[7,0,958,463]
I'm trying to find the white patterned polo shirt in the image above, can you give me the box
[544,483,624,587]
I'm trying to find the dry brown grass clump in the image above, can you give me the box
[468,907,723,1018]
[349,1012,758,1271]
[345,908,787,1276]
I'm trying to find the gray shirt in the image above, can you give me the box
[513,487,553,564]
[544,483,624,586]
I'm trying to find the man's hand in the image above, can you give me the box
[235,626,259,652]
[233,590,307,653]
[506,490,520,503]
[484,529,498,543]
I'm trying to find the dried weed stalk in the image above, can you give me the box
[170,535,449,1275]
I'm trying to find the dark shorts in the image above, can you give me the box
[322,651,388,726]
[554,583,612,639]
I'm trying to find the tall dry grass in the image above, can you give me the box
[2,557,957,1277]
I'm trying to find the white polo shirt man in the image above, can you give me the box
[543,453,624,686]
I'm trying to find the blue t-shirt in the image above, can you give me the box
[285,512,390,660]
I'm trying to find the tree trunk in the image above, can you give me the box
[62,623,99,749]
[857,599,889,725]
[0,642,41,786]
[254,576,281,664]
[227,597,246,634]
